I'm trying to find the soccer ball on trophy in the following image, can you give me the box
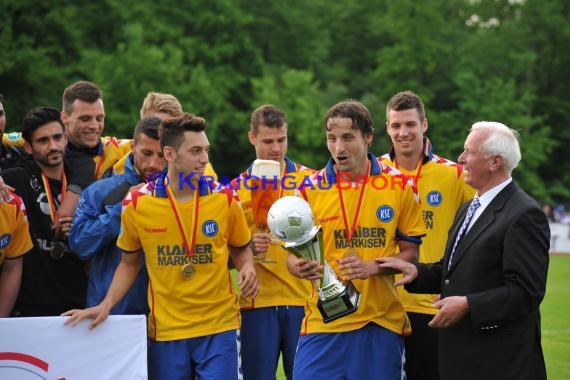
[267,196,315,243]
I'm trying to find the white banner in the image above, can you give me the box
[0,315,147,380]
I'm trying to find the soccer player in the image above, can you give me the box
[68,117,165,315]
[233,104,313,380]
[381,90,475,380]
[0,192,33,317]
[1,107,88,316]
[64,113,259,379]
[287,100,425,379]
[109,91,217,179]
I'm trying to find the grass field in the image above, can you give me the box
[270,255,570,380]
[542,255,570,379]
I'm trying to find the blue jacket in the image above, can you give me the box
[69,154,148,315]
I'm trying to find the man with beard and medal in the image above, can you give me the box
[68,117,166,315]
[1,107,87,316]
[380,91,475,380]
[232,105,314,380]
[286,100,425,379]
[64,113,259,380]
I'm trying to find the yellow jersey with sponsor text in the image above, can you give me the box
[234,156,314,309]
[0,193,33,265]
[381,139,475,315]
[117,178,250,341]
[298,153,425,335]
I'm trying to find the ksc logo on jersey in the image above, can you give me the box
[426,191,442,207]
[376,205,394,223]
[202,220,219,237]
[0,233,11,249]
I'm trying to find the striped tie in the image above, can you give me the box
[448,198,480,269]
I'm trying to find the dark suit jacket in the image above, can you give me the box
[406,181,549,380]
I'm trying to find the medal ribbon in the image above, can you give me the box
[41,172,67,225]
[94,151,105,179]
[336,161,370,241]
[166,187,200,260]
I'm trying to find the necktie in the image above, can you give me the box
[448,198,481,269]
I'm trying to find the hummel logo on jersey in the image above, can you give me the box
[145,227,168,233]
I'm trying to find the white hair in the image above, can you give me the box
[471,121,521,175]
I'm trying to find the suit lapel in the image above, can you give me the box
[446,181,519,273]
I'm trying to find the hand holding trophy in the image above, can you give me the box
[268,196,360,323]
[250,159,281,263]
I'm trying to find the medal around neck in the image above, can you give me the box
[182,263,195,279]
[50,241,66,260]
[268,196,360,323]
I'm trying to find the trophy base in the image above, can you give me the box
[317,281,360,323]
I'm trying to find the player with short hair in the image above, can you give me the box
[381,90,475,380]
[233,104,313,380]
[64,113,259,379]
[68,117,166,315]
[287,100,425,379]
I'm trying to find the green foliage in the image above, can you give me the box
[0,0,568,203]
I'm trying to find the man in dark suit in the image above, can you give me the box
[378,121,549,380]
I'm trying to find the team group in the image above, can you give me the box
[0,83,549,380]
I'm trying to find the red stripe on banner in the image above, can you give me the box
[0,351,49,371]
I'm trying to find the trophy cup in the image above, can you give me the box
[268,196,360,323]
[249,159,281,263]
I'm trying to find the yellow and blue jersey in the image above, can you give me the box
[234,156,314,309]
[117,176,250,341]
[0,192,33,265]
[298,153,425,335]
[381,137,475,315]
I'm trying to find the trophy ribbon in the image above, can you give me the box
[166,187,200,280]
[41,171,68,259]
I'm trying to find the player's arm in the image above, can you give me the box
[62,251,141,328]
[0,256,24,317]
[68,188,123,260]
[229,244,259,298]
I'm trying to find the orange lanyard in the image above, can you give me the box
[41,172,67,224]
[336,161,369,241]
[166,187,199,259]
[93,151,105,179]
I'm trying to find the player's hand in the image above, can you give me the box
[58,216,73,238]
[250,232,270,256]
[428,296,469,328]
[53,199,76,237]
[0,176,15,203]
[62,303,112,330]
[238,262,259,298]
[287,255,323,280]
[337,256,379,280]
[376,256,418,284]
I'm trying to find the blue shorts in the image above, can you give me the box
[241,306,304,380]
[148,329,242,380]
[293,323,405,380]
